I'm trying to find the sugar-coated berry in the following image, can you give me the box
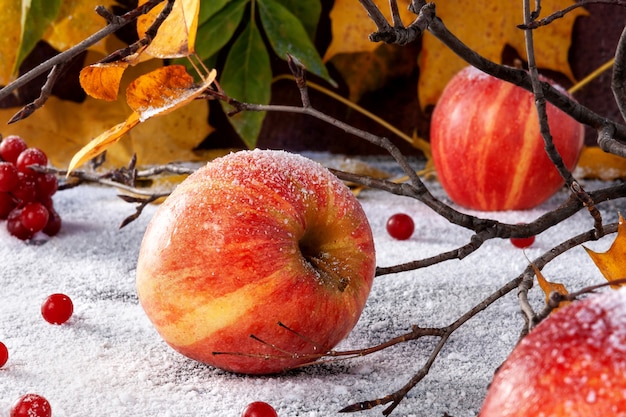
[241,401,278,417]
[16,148,47,176]
[0,341,8,368]
[10,394,51,417]
[41,293,73,324]
[0,192,16,219]
[0,162,19,192]
[0,135,28,164]
[35,172,58,198]
[386,213,415,240]
[7,208,34,240]
[20,202,49,233]
[510,235,536,249]
[43,208,62,237]
[12,173,37,203]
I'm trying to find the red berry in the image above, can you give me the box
[386,213,415,240]
[510,224,536,248]
[20,202,49,233]
[241,402,278,417]
[0,341,8,368]
[0,135,28,163]
[43,208,62,236]
[16,148,47,177]
[0,162,18,192]
[7,208,34,240]
[41,293,73,324]
[10,394,51,417]
[12,173,38,203]
[35,172,58,198]
[0,192,16,219]
[510,235,536,249]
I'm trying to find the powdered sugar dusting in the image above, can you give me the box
[203,149,353,203]
[1,154,625,417]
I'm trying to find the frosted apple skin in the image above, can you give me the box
[430,66,584,211]
[480,289,626,416]
[136,150,376,374]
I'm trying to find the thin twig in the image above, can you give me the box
[8,62,69,123]
[519,0,626,29]
[517,222,618,331]
[522,0,602,236]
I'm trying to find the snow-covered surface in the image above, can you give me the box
[0,154,624,417]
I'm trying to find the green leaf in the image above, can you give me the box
[195,0,248,61]
[274,0,321,41]
[15,0,61,72]
[257,0,334,86]
[198,0,237,25]
[220,21,271,148]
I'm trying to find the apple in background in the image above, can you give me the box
[479,288,626,416]
[136,150,376,374]
[430,66,584,211]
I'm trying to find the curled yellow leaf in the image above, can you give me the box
[137,0,199,59]
[68,112,141,173]
[79,62,129,101]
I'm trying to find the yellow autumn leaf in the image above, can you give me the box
[329,43,417,103]
[584,213,626,288]
[137,0,199,59]
[68,112,141,172]
[575,146,626,181]
[0,1,23,84]
[80,61,130,101]
[532,262,570,310]
[418,1,586,109]
[43,0,117,55]
[323,0,415,61]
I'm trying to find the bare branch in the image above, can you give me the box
[519,0,626,29]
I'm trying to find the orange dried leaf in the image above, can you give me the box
[79,62,129,101]
[67,112,141,173]
[126,65,216,121]
[532,263,570,310]
[584,214,626,288]
[137,0,199,59]
[418,1,586,109]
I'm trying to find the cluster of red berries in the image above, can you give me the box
[0,135,61,240]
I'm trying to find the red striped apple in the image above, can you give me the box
[430,66,584,211]
[480,289,626,416]
[136,150,376,374]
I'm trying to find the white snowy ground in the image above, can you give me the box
[0,154,623,417]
